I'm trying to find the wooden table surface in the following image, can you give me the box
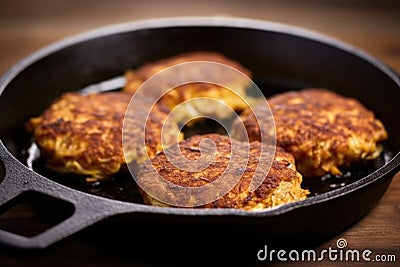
[0,1,399,266]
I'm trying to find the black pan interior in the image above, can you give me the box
[1,25,399,204]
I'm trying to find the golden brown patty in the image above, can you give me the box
[137,134,309,210]
[232,88,388,177]
[122,51,254,122]
[26,92,182,181]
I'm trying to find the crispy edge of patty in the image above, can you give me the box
[232,88,388,177]
[137,133,309,210]
[123,51,252,93]
[122,51,254,118]
[26,92,182,181]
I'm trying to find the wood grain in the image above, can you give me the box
[0,1,399,266]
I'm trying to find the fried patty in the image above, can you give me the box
[122,51,254,122]
[232,88,388,177]
[26,92,182,182]
[136,134,309,210]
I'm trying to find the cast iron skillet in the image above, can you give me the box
[0,17,399,254]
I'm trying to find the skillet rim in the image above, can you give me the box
[0,16,399,217]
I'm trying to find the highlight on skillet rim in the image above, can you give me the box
[123,61,276,207]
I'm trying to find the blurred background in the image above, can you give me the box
[0,0,399,75]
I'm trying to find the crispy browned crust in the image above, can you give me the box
[123,51,252,93]
[233,88,388,177]
[137,134,308,210]
[122,51,253,118]
[26,92,182,181]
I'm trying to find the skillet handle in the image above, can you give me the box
[0,142,139,249]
